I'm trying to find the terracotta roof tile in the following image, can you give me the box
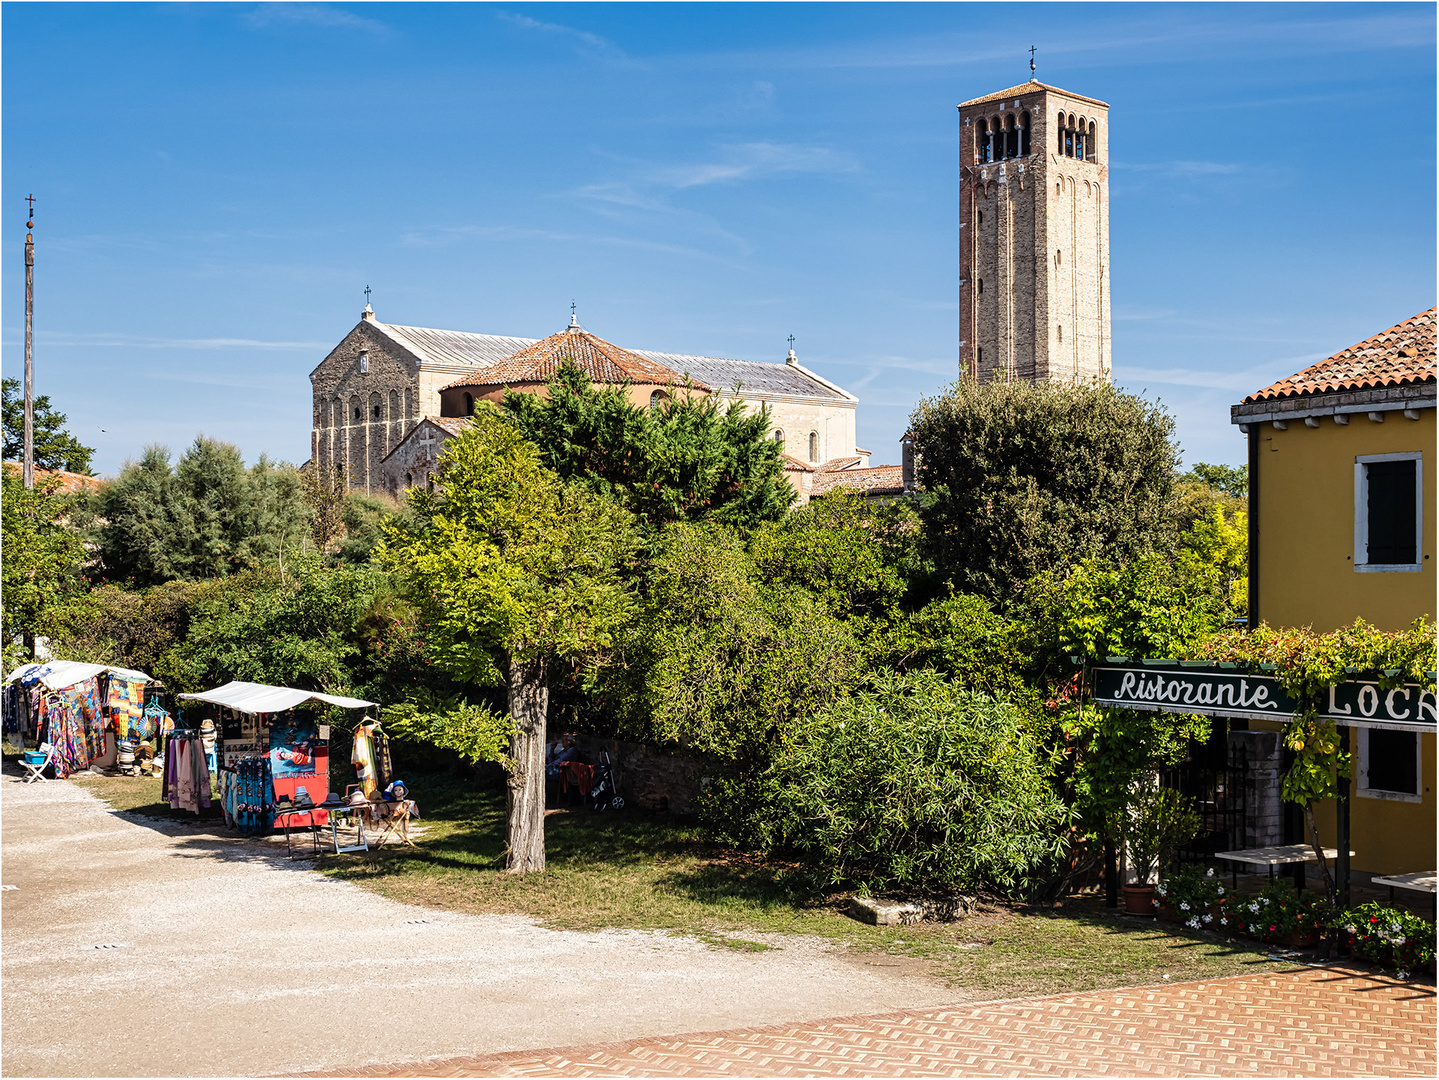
[427,416,473,437]
[817,456,863,473]
[781,453,816,474]
[811,464,904,497]
[958,81,1108,109]
[443,324,707,392]
[1244,309,1436,403]
[2,462,103,493]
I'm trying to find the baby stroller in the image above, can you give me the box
[589,753,624,812]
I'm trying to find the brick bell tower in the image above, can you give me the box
[958,76,1111,383]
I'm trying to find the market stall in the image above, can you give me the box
[3,661,169,779]
[177,680,406,844]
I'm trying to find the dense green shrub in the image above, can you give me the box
[909,378,1179,604]
[742,672,1070,897]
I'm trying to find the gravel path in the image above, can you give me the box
[0,773,955,1077]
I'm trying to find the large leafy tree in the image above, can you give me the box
[909,378,1180,605]
[1,470,88,667]
[379,405,639,872]
[503,362,791,530]
[86,437,311,586]
[2,377,96,474]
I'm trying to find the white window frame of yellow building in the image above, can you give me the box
[1356,726,1424,803]
[1353,451,1423,573]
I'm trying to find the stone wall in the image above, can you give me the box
[309,317,420,493]
[1229,729,1284,849]
[571,735,709,816]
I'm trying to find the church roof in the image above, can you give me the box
[811,464,905,498]
[958,80,1109,110]
[635,351,848,400]
[1243,308,1436,403]
[373,322,536,368]
[444,322,705,391]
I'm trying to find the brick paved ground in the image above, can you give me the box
[317,965,1435,1078]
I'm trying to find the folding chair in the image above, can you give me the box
[372,799,417,847]
[20,743,55,784]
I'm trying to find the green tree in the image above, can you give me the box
[1,377,96,474]
[503,362,792,530]
[379,405,639,872]
[1183,462,1247,498]
[1,470,88,667]
[87,437,312,586]
[909,378,1179,604]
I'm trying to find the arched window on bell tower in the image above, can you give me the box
[1004,114,1018,158]
[1056,111,1066,154]
[1020,111,1031,155]
[1087,120,1097,162]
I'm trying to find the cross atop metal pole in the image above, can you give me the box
[1030,45,1037,80]
[364,285,371,306]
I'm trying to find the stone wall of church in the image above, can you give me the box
[377,421,453,498]
[309,320,419,493]
[729,392,858,466]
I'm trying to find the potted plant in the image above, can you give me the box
[1120,783,1201,915]
[1156,865,1226,926]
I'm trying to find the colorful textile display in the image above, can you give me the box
[106,677,145,737]
[351,722,378,798]
[163,734,213,814]
[231,756,274,835]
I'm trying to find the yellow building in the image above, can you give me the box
[1230,308,1436,875]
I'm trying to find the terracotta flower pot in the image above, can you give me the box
[1122,884,1156,916]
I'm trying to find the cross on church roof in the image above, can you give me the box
[788,334,796,350]
[364,285,371,305]
[1029,45,1036,79]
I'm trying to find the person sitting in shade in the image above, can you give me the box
[546,733,578,778]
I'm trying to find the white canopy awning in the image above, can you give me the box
[3,660,152,691]
[178,680,376,714]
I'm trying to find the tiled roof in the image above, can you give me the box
[635,352,847,401]
[375,323,536,368]
[428,417,473,436]
[781,454,816,474]
[1244,309,1436,403]
[811,464,904,497]
[444,324,704,391]
[958,81,1108,109]
[2,462,102,493]
[818,456,863,472]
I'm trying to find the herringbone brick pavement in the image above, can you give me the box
[311,965,1434,1077]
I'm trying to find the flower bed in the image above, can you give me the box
[1155,865,1226,929]
[1332,902,1437,977]
[1215,877,1327,944]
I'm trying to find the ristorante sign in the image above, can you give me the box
[1091,663,1436,732]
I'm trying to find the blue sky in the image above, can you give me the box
[3,2,1434,476]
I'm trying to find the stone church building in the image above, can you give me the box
[308,306,866,500]
[958,78,1112,383]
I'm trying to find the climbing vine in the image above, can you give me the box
[1195,618,1436,905]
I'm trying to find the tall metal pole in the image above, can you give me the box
[24,196,35,489]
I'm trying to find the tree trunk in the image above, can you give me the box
[1303,803,1335,907]
[504,655,549,874]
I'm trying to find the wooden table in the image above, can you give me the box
[1215,843,1353,890]
[1370,870,1436,913]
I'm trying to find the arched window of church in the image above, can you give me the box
[649,389,669,411]
[464,392,475,416]
[1004,115,1017,158]
[404,388,414,419]
[978,278,984,295]
[351,397,361,422]
[1055,249,1062,268]
[1058,325,1064,343]
[773,429,785,446]
[1087,121,1097,162]
[359,350,369,375]
[975,124,987,164]
[1064,123,1074,158]
[808,432,818,462]
[1056,112,1065,153]
[371,394,383,421]
[990,118,1002,161]
[389,390,398,419]
[1075,118,1086,161]
[405,472,413,488]
[1019,111,1031,156]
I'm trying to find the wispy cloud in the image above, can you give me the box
[496,11,636,65]
[651,143,858,189]
[30,331,329,351]
[242,4,389,36]
[398,223,743,266]
[1118,354,1328,393]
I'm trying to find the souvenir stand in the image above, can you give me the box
[177,681,380,851]
[3,661,164,779]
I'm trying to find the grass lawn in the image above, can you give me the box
[70,766,1292,999]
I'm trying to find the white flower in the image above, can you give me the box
[1396,936,1407,946]
[1187,917,1201,929]
[1397,970,1409,980]
[1346,924,1357,934]
[1206,868,1215,878]
[1180,902,1190,911]
[1202,914,1214,924]
[1216,886,1225,896]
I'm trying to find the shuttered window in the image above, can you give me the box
[1366,458,1417,565]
